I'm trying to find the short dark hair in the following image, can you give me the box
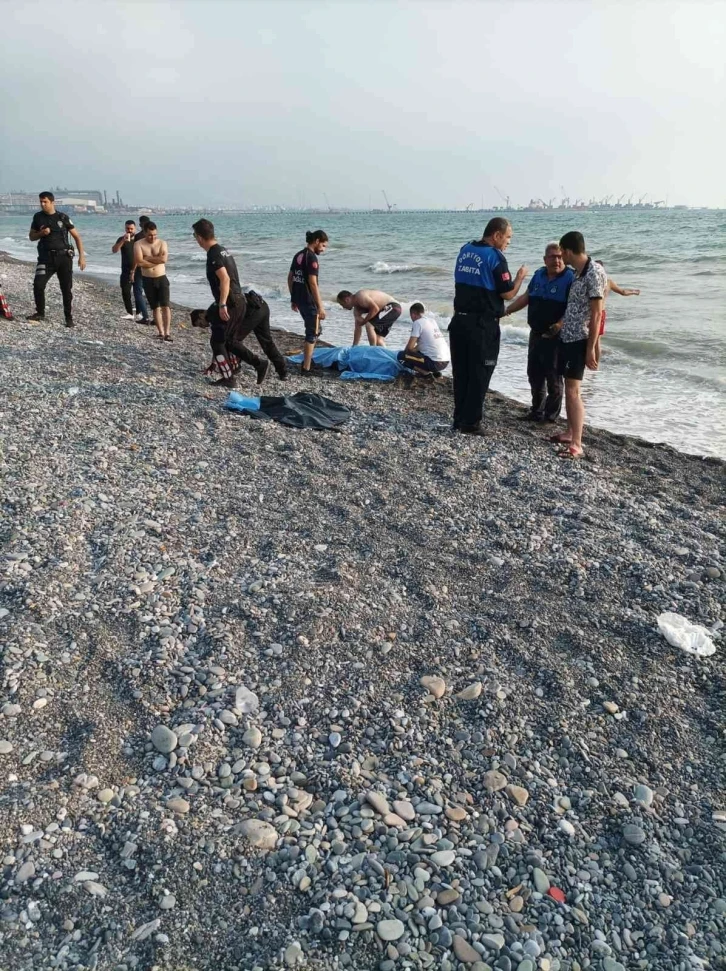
[139,215,150,226]
[337,290,352,302]
[483,217,510,237]
[125,219,135,227]
[144,221,157,232]
[39,191,55,202]
[306,229,329,244]
[192,218,215,240]
[410,302,425,315]
[559,231,586,255]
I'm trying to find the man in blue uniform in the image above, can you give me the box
[503,242,574,422]
[450,217,527,434]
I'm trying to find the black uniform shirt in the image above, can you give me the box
[206,243,243,305]
[115,234,136,273]
[289,247,319,312]
[30,210,74,259]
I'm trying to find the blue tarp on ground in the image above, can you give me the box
[288,345,404,382]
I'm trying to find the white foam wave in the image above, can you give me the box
[500,323,530,345]
[368,261,419,274]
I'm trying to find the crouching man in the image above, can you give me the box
[397,303,450,377]
[192,218,269,388]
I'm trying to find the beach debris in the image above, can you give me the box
[657,612,716,656]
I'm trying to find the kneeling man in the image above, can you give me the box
[398,303,450,376]
[337,288,402,346]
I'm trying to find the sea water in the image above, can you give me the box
[2,208,724,458]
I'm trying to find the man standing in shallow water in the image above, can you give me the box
[131,222,172,341]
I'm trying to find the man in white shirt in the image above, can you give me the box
[397,303,451,377]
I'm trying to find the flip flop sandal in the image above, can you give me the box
[559,445,584,459]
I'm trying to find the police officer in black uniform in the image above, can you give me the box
[27,191,86,327]
[192,218,270,389]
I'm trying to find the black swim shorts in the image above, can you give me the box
[300,310,321,345]
[142,275,170,310]
[558,338,588,381]
[371,302,402,337]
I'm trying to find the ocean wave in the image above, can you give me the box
[500,323,530,346]
[368,261,419,274]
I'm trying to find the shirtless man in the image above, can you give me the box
[131,221,172,341]
[336,289,402,346]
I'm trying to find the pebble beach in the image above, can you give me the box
[0,256,724,971]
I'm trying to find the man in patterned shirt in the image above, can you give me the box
[554,231,607,459]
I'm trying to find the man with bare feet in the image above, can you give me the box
[336,289,402,346]
[131,222,172,342]
[553,231,608,459]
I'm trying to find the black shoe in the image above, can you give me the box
[300,367,313,378]
[459,423,486,436]
[519,412,543,422]
[212,376,238,389]
[544,416,559,424]
[277,370,288,382]
[64,317,75,328]
[255,360,269,386]
[26,312,45,322]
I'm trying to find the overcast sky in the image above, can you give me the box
[2,0,724,208]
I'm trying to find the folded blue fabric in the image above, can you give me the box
[225,393,261,412]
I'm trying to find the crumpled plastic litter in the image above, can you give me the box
[235,685,260,714]
[657,612,716,657]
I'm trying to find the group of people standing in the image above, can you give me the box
[24,193,637,457]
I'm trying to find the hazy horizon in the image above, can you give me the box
[2,0,724,209]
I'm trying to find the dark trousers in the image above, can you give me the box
[34,252,73,318]
[237,302,287,375]
[120,274,134,315]
[397,349,449,375]
[209,298,263,372]
[527,331,563,420]
[133,267,149,320]
[448,313,500,428]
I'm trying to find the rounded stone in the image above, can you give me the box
[236,818,278,850]
[150,725,178,754]
[377,919,405,942]
[634,784,654,807]
[483,771,508,792]
[0,740,13,755]
[622,823,646,845]
[421,675,446,699]
[243,727,263,749]
[166,796,190,814]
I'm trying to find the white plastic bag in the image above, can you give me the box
[235,685,260,714]
[657,612,716,657]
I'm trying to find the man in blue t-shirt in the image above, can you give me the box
[450,217,527,435]
[503,242,574,422]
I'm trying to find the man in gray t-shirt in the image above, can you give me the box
[555,231,607,458]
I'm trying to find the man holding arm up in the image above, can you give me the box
[554,231,607,459]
